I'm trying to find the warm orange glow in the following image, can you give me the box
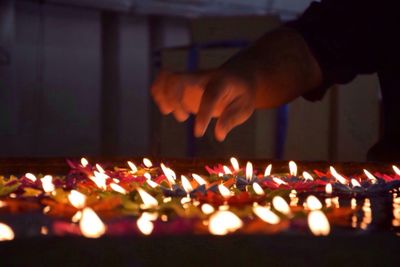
[0,201,6,208]
[137,212,156,235]
[201,204,215,215]
[325,183,333,194]
[289,161,297,176]
[71,211,82,223]
[0,223,15,241]
[272,196,290,215]
[329,166,347,184]
[306,195,323,211]
[137,188,158,209]
[25,173,37,182]
[127,161,138,174]
[110,183,127,194]
[143,158,153,168]
[264,164,272,177]
[245,161,253,182]
[223,165,232,175]
[41,175,55,193]
[81,157,89,167]
[252,182,265,195]
[96,164,106,174]
[181,175,193,193]
[253,206,280,224]
[351,198,357,210]
[302,171,314,181]
[308,210,330,236]
[209,210,243,235]
[393,165,400,176]
[272,177,288,185]
[160,163,176,185]
[351,179,361,188]
[218,184,231,198]
[363,169,377,183]
[90,171,108,190]
[68,190,86,209]
[230,157,240,172]
[192,173,207,186]
[79,207,106,238]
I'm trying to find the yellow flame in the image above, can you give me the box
[201,204,215,215]
[41,226,48,235]
[146,179,159,188]
[253,206,280,224]
[110,183,127,194]
[289,161,297,176]
[137,188,158,209]
[0,223,15,241]
[41,175,55,193]
[252,182,265,195]
[363,169,377,183]
[308,210,330,236]
[127,161,137,173]
[223,165,232,175]
[160,163,176,185]
[137,213,155,235]
[306,195,323,211]
[81,157,89,167]
[351,179,361,188]
[0,201,6,208]
[181,175,193,193]
[143,158,153,168]
[351,198,357,210]
[143,172,151,180]
[209,210,243,235]
[272,196,290,215]
[230,157,240,172]
[79,207,106,238]
[325,183,333,194]
[329,166,347,184]
[90,171,108,190]
[218,184,231,198]
[96,164,106,174]
[25,173,37,182]
[272,177,288,185]
[71,211,82,223]
[302,171,314,181]
[245,161,253,181]
[264,164,272,177]
[68,190,86,209]
[192,173,207,186]
[393,165,400,176]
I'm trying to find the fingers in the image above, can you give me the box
[214,97,254,141]
[194,78,227,137]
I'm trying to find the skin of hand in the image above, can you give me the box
[151,27,322,141]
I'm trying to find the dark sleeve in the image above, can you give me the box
[286,0,397,101]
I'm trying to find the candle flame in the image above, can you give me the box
[41,175,55,193]
[218,184,231,198]
[137,188,158,209]
[68,190,86,209]
[81,157,89,167]
[192,173,207,186]
[308,210,330,236]
[161,163,176,185]
[110,183,127,194]
[351,198,357,209]
[289,161,297,176]
[137,212,155,235]
[252,182,265,195]
[143,158,153,168]
[253,206,280,224]
[147,179,159,188]
[393,165,400,176]
[71,211,82,223]
[96,164,106,174]
[272,196,290,215]
[363,169,377,183]
[272,177,287,185]
[91,171,108,190]
[143,172,151,180]
[351,179,361,188]
[201,204,215,215]
[245,162,253,182]
[0,223,15,241]
[25,173,37,182]
[325,183,333,194]
[306,195,323,211]
[230,157,240,172]
[302,171,314,181]
[222,165,232,175]
[264,164,272,177]
[329,166,347,184]
[79,207,106,238]
[127,161,137,173]
[181,175,193,193]
[209,210,243,235]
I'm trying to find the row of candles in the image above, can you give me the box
[1,157,400,241]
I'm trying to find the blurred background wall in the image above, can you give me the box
[0,0,380,161]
